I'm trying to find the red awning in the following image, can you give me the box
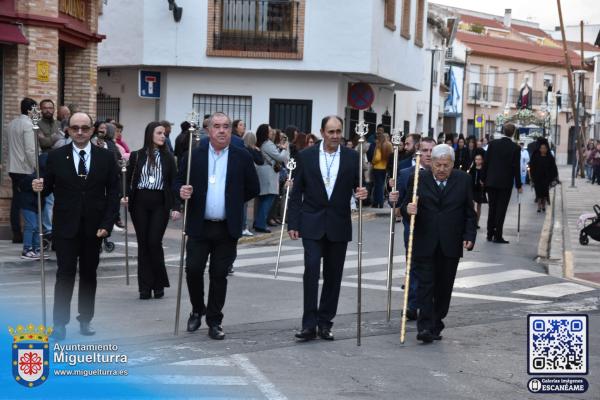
[0,22,28,45]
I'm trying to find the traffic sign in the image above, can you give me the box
[348,83,375,110]
[475,114,485,128]
[139,70,161,99]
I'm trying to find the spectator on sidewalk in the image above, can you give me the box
[159,121,175,154]
[8,98,38,244]
[233,119,246,138]
[590,141,600,185]
[469,153,487,228]
[241,131,264,237]
[19,154,50,260]
[454,136,469,171]
[57,105,70,123]
[254,124,289,233]
[529,142,558,213]
[114,122,131,159]
[519,142,530,185]
[174,121,199,161]
[369,125,393,208]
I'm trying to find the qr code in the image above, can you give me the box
[528,314,588,375]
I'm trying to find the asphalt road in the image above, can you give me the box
[1,187,598,399]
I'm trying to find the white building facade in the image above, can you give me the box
[98,0,429,149]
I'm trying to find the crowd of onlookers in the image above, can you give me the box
[582,139,600,185]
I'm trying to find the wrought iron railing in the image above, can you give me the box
[212,0,300,53]
[468,83,503,103]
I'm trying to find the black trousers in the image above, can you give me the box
[186,221,237,327]
[301,237,348,330]
[486,187,512,239]
[413,245,459,335]
[130,190,170,294]
[9,173,26,234]
[53,229,102,326]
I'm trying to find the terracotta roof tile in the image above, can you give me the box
[565,40,600,52]
[456,31,583,66]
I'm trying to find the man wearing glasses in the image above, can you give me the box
[32,112,120,341]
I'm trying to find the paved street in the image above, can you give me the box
[1,186,598,399]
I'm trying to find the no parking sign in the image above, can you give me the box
[348,83,374,110]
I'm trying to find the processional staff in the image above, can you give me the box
[29,105,47,326]
[118,158,130,285]
[274,158,297,278]
[174,111,200,336]
[400,151,421,344]
[355,120,368,346]
[385,130,402,321]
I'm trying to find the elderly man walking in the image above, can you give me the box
[396,144,477,343]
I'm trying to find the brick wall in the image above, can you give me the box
[0,0,100,237]
[63,44,98,118]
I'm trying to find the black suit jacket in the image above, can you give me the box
[175,141,259,240]
[288,145,360,242]
[42,144,120,239]
[126,149,181,213]
[400,169,477,258]
[483,137,522,189]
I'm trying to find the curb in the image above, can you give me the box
[538,181,600,288]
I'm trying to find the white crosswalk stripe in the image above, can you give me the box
[234,246,595,302]
[453,269,545,288]
[513,282,595,298]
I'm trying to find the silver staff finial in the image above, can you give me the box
[355,120,368,139]
[391,129,402,146]
[29,105,41,129]
[287,158,297,171]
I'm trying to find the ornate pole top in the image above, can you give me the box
[355,120,368,143]
[118,158,128,170]
[391,129,402,146]
[286,158,297,171]
[187,110,201,140]
[29,105,41,129]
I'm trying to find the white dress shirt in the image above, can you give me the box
[72,142,92,174]
[204,144,229,220]
[319,141,341,199]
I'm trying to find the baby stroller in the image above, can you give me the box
[579,204,600,245]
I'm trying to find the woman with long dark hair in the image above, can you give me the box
[125,122,181,299]
[254,124,289,233]
[529,142,558,213]
[370,130,393,208]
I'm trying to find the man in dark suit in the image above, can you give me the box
[288,115,368,341]
[32,112,120,340]
[391,137,435,320]
[483,123,523,244]
[178,112,259,340]
[396,144,476,343]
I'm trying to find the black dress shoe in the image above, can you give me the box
[416,330,434,343]
[493,238,510,244]
[405,309,418,321]
[153,289,164,299]
[227,265,234,275]
[294,328,317,341]
[139,291,151,300]
[253,226,271,233]
[208,325,225,340]
[80,322,96,336]
[432,333,443,341]
[187,312,202,332]
[318,327,334,340]
[486,234,494,242]
[52,325,66,341]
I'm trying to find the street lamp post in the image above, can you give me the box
[427,46,443,138]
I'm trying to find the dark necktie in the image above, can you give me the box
[439,181,446,191]
[78,150,87,177]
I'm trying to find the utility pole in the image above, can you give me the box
[556,0,585,186]
[427,46,443,138]
[472,83,479,138]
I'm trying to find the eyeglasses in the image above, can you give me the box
[69,125,92,133]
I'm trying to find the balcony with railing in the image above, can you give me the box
[208,0,304,59]
[467,83,503,104]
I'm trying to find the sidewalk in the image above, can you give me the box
[543,166,600,287]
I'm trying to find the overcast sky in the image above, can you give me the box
[433,0,600,31]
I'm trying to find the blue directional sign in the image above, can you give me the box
[139,70,161,98]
